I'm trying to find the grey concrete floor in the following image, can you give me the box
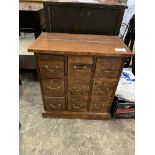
[19,73,135,155]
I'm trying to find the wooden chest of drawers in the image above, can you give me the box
[28,32,133,120]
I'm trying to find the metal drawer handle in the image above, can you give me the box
[94,104,104,108]
[101,67,115,72]
[74,89,82,92]
[48,85,60,90]
[103,71,111,73]
[73,65,87,72]
[51,104,61,108]
[45,65,59,72]
[73,87,85,95]
[73,87,83,92]
[112,67,115,71]
[73,104,83,109]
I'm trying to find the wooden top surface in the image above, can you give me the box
[20,0,42,2]
[19,0,126,7]
[28,32,133,57]
[19,2,43,11]
[43,0,126,6]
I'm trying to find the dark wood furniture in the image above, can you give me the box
[28,32,133,120]
[19,1,45,38]
[44,0,127,35]
[19,9,45,39]
[19,1,45,70]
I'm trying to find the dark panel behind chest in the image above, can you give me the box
[43,2,126,35]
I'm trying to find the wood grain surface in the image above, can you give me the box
[31,33,133,120]
[42,111,111,120]
[20,0,125,5]
[28,32,133,57]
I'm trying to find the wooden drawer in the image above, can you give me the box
[95,57,122,78]
[38,55,64,78]
[68,79,90,97]
[44,97,65,111]
[68,56,93,78]
[68,97,88,112]
[90,97,110,112]
[91,96,111,104]
[92,79,116,97]
[90,102,109,112]
[42,79,64,97]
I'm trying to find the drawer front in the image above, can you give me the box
[91,96,111,105]
[68,97,88,112]
[38,54,64,61]
[90,97,110,112]
[92,80,116,97]
[44,97,65,111]
[38,55,64,78]
[95,57,122,78]
[42,79,64,97]
[68,79,90,97]
[90,102,109,112]
[68,56,93,78]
